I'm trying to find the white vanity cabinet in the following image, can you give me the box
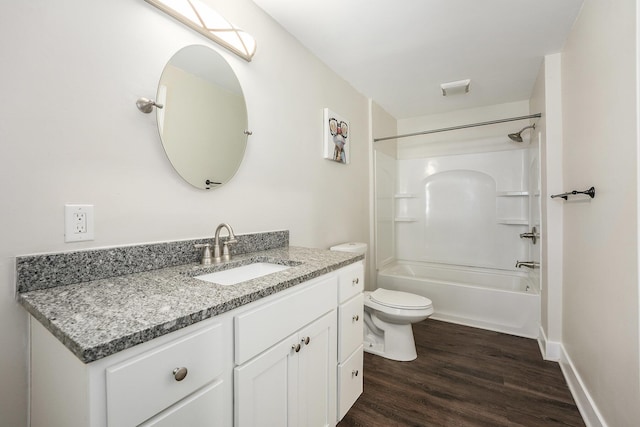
[336,261,365,421]
[28,260,364,427]
[234,274,338,427]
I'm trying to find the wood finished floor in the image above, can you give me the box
[338,320,584,427]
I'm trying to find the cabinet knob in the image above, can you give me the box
[352,278,359,285]
[352,369,359,377]
[352,314,360,322]
[292,343,301,352]
[301,336,310,345]
[172,367,188,381]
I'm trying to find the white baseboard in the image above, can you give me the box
[558,345,607,427]
[537,327,606,426]
[537,326,561,361]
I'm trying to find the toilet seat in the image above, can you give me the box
[369,288,432,310]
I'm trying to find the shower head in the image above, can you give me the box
[508,124,536,142]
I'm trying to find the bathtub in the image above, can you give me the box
[377,261,540,338]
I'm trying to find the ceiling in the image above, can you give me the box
[252,0,583,119]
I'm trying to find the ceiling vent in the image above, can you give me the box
[440,79,471,96]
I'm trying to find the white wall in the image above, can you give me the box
[371,102,398,158]
[530,54,564,358]
[561,0,640,425]
[397,100,531,158]
[0,0,370,425]
[371,102,397,282]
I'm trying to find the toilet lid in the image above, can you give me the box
[370,288,432,309]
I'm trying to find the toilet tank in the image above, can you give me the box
[330,242,367,256]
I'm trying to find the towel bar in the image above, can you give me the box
[550,186,595,200]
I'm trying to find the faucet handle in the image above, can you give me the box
[194,243,213,265]
[221,239,237,261]
[223,236,238,251]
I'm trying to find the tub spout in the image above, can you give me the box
[515,261,540,269]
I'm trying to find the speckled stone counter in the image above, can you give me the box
[18,245,363,364]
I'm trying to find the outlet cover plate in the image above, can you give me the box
[65,204,94,242]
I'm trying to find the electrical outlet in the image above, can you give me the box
[73,212,87,233]
[65,204,94,242]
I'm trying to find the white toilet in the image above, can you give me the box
[329,242,434,362]
[363,288,434,361]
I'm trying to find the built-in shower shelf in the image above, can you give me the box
[394,217,418,222]
[496,191,529,197]
[394,193,417,199]
[497,218,528,225]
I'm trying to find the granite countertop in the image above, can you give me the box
[18,246,363,364]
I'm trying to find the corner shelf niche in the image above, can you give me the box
[496,190,529,225]
[496,191,529,197]
[394,193,418,223]
[497,218,528,225]
[394,217,418,222]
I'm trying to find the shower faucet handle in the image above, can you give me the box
[519,226,539,244]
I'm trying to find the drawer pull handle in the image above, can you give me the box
[301,336,310,345]
[172,367,188,381]
[352,369,359,377]
[352,314,360,322]
[292,343,301,352]
[352,278,359,285]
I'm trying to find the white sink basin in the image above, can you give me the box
[195,262,291,286]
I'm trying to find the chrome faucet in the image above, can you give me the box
[213,223,238,263]
[515,261,540,269]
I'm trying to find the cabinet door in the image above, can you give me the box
[234,334,299,427]
[298,311,337,427]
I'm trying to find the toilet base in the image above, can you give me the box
[363,321,418,362]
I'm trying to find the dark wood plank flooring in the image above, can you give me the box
[339,319,584,427]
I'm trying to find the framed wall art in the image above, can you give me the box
[323,108,350,164]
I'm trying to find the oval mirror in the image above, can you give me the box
[156,45,248,189]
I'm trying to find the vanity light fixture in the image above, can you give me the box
[145,0,257,62]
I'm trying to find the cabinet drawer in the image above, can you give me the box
[106,323,224,427]
[338,293,364,361]
[337,345,364,421]
[140,380,226,426]
[235,274,337,365]
[338,261,364,303]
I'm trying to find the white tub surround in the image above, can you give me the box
[393,149,531,271]
[374,116,541,339]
